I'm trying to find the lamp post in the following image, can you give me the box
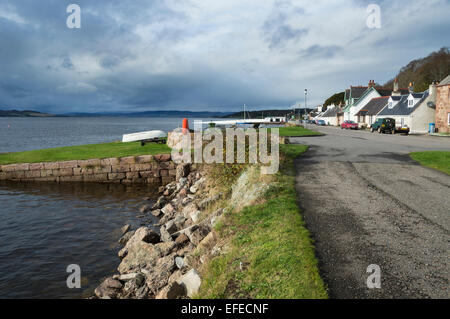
[304,89,308,112]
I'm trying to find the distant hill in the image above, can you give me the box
[57,110,231,118]
[221,109,314,119]
[384,47,450,92]
[0,110,53,117]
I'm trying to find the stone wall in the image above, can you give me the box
[435,84,450,133]
[0,154,177,185]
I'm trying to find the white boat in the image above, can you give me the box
[122,130,167,143]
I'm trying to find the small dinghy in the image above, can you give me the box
[122,130,167,144]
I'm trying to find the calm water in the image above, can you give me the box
[0,117,213,299]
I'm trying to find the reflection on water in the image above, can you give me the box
[0,181,158,299]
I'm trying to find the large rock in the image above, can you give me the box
[160,225,174,242]
[118,235,175,274]
[182,203,199,218]
[118,230,135,245]
[152,196,167,210]
[186,225,211,246]
[129,227,160,245]
[145,254,177,295]
[176,164,191,181]
[178,269,201,298]
[161,203,176,218]
[155,282,186,299]
[94,277,123,299]
[120,224,131,235]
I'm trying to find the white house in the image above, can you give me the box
[376,84,437,134]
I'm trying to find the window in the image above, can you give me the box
[388,102,393,108]
[408,99,414,107]
[448,113,450,126]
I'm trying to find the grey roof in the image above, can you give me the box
[378,91,429,116]
[439,75,450,85]
[350,86,368,99]
[322,107,339,117]
[355,97,389,116]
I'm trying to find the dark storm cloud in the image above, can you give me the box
[0,0,449,113]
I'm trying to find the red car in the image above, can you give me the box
[341,120,358,130]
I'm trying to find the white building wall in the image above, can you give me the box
[410,97,436,134]
[350,90,381,122]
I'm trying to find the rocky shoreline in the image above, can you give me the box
[93,163,225,299]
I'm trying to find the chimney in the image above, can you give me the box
[392,78,401,96]
[368,80,375,88]
[408,82,414,93]
[429,82,437,100]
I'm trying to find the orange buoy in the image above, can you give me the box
[182,118,189,134]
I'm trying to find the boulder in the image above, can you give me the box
[178,269,201,298]
[175,256,187,270]
[161,203,175,217]
[118,273,145,286]
[186,225,211,246]
[129,227,160,245]
[160,225,174,242]
[118,230,135,245]
[155,281,186,299]
[175,233,189,246]
[190,210,201,223]
[94,278,123,299]
[151,209,162,217]
[145,254,176,295]
[152,196,167,210]
[120,224,131,235]
[164,220,178,235]
[176,163,190,181]
[182,203,199,218]
[139,204,151,213]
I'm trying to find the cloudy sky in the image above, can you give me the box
[0,0,449,113]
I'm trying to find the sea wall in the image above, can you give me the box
[0,154,177,185]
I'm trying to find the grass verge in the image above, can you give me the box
[276,126,323,137]
[410,151,450,175]
[197,144,327,299]
[0,141,171,165]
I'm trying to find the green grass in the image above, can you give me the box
[276,126,323,137]
[0,141,171,165]
[410,151,450,175]
[198,144,328,299]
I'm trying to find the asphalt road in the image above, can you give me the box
[292,125,450,299]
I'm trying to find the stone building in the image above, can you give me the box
[435,75,450,133]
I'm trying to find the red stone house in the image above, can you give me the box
[435,75,450,133]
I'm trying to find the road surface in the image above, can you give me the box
[292,126,450,299]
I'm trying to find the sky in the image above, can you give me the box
[0,0,449,114]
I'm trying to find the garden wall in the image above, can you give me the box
[0,154,177,185]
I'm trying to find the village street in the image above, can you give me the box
[292,126,450,299]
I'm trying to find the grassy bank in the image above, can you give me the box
[197,144,327,299]
[410,151,450,175]
[0,142,171,165]
[277,126,323,137]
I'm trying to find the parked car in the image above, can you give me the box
[341,120,358,130]
[317,120,326,126]
[371,118,409,134]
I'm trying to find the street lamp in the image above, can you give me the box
[304,89,308,112]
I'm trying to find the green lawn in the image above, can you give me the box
[410,151,450,175]
[276,126,323,137]
[198,144,328,299]
[0,141,171,165]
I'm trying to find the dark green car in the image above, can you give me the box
[370,118,410,135]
